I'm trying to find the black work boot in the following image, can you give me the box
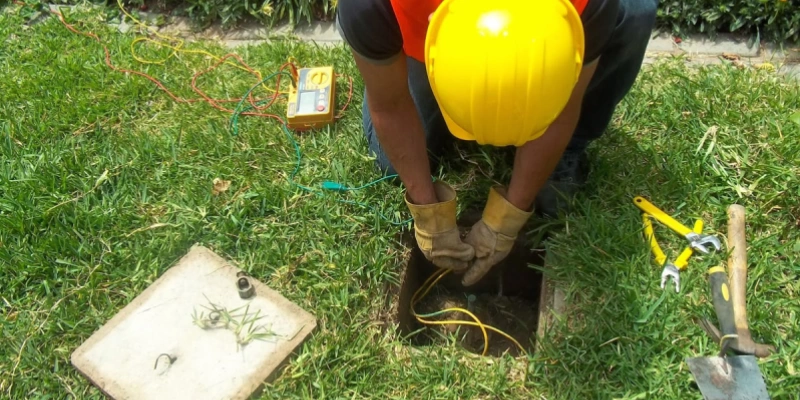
[534,149,590,218]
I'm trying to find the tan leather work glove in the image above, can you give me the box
[405,181,475,271]
[462,186,533,286]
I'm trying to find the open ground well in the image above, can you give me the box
[381,210,562,357]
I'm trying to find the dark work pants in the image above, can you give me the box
[361,0,659,176]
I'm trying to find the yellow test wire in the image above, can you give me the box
[116,0,289,94]
[412,269,490,355]
[411,268,527,356]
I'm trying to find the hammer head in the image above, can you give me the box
[686,233,722,254]
[697,318,776,358]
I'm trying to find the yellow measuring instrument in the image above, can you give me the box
[287,66,336,131]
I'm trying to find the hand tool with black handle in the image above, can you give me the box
[687,205,770,400]
[707,265,738,356]
[698,205,776,358]
[687,265,769,399]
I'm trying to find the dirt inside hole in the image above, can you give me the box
[386,210,544,357]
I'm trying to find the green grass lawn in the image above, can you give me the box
[2,4,799,399]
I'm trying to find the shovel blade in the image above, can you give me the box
[686,355,769,400]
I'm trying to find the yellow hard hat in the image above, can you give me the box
[425,0,585,147]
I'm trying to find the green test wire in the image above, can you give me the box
[229,71,413,226]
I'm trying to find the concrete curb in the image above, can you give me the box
[115,9,343,47]
[29,3,800,74]
[165,16,799,64]
[647,32,759,57]
[643,32,799,80]
[147,14,800,80]
[643,53,799,81]
[161,17,800,60]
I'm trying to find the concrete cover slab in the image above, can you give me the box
[71,245,316,400]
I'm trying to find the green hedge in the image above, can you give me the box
[19,0,800,42]
[657,0,799,42]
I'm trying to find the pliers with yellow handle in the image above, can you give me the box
[643,214,704,293]
[634,196,721,254]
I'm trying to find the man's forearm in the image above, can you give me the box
[505,119,577,211]
[351,52,437,205]
[504,60,599,211]
[369,98,437,205]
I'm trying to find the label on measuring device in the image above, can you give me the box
[295,68,330,115]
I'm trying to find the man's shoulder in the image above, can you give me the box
[336,0,403,63]
[581,0,620,63]
[583,0,619,24]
